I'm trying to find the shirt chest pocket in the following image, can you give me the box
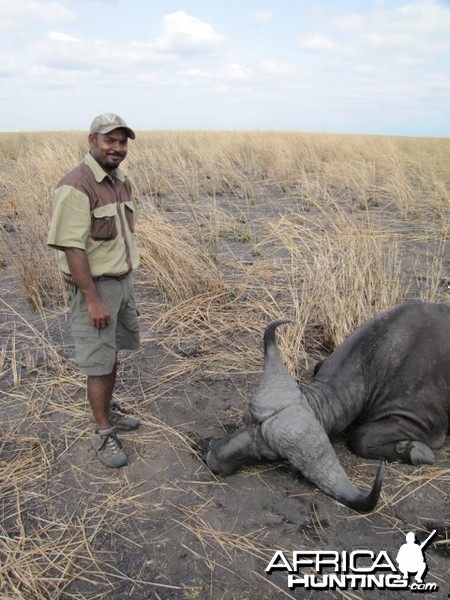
[124,201,135,233]
[91,204,118,241]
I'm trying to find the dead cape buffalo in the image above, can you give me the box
[198,301,450,512]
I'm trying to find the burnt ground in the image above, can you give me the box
[1,190,449,600]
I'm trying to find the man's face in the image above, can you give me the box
[89,128,129,172]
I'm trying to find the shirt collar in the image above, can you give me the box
[84,152,127,183]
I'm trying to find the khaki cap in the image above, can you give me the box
[90,113,136,139]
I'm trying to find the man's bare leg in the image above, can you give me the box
[89,358,128,467]
[88,359,117,429]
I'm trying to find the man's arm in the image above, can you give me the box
[65,247,111,329]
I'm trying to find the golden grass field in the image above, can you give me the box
[0,130,449,599]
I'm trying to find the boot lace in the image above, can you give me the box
[99,432,123,455]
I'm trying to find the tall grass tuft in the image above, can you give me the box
[137,207,227,305]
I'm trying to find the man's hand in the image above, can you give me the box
[86,295,111,329]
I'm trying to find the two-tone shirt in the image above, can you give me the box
[47,152,140,277]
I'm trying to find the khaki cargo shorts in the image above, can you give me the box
[69,275,140,376]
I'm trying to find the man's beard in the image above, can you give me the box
[104,153,124,171]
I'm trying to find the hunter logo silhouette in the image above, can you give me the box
[396,530,437,583]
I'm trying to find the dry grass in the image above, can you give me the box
[1,130,449,599]
[137,209,227,305]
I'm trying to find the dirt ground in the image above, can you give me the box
[1,190,449,600]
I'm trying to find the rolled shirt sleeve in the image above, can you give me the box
[48,185,91,251]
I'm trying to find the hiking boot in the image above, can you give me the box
[91,427,128,468]
[109,403,140,431]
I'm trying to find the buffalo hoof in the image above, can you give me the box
[192,437,213,461]
[395,440,435,465]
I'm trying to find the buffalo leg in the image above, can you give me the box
[201,426,277,476]
[349,422,436,465]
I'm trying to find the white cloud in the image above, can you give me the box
[0,53,21,75]
[186,68,211,79]
[424,72,450,95]
[154,11,225,54]
[252,10,273,23]
[259,59,297,75]
[299,33,337,50]
[32,35,174,72]
[220,63,253,80]
[377,0,450,36]
[308,0,450,57]
[29,64,101,84]
[0,0,73,29]
[48,31,78,42]
[334,13,364,31]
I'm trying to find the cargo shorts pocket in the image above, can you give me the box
[91,204,118,240]
[71,324,101,348]
[71,324,111,373]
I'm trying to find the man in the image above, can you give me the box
[396,532,427,583]
[48,113,141,468]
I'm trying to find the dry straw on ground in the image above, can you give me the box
[0,130,449,599]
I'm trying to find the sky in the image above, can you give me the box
[1,0,450,136]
